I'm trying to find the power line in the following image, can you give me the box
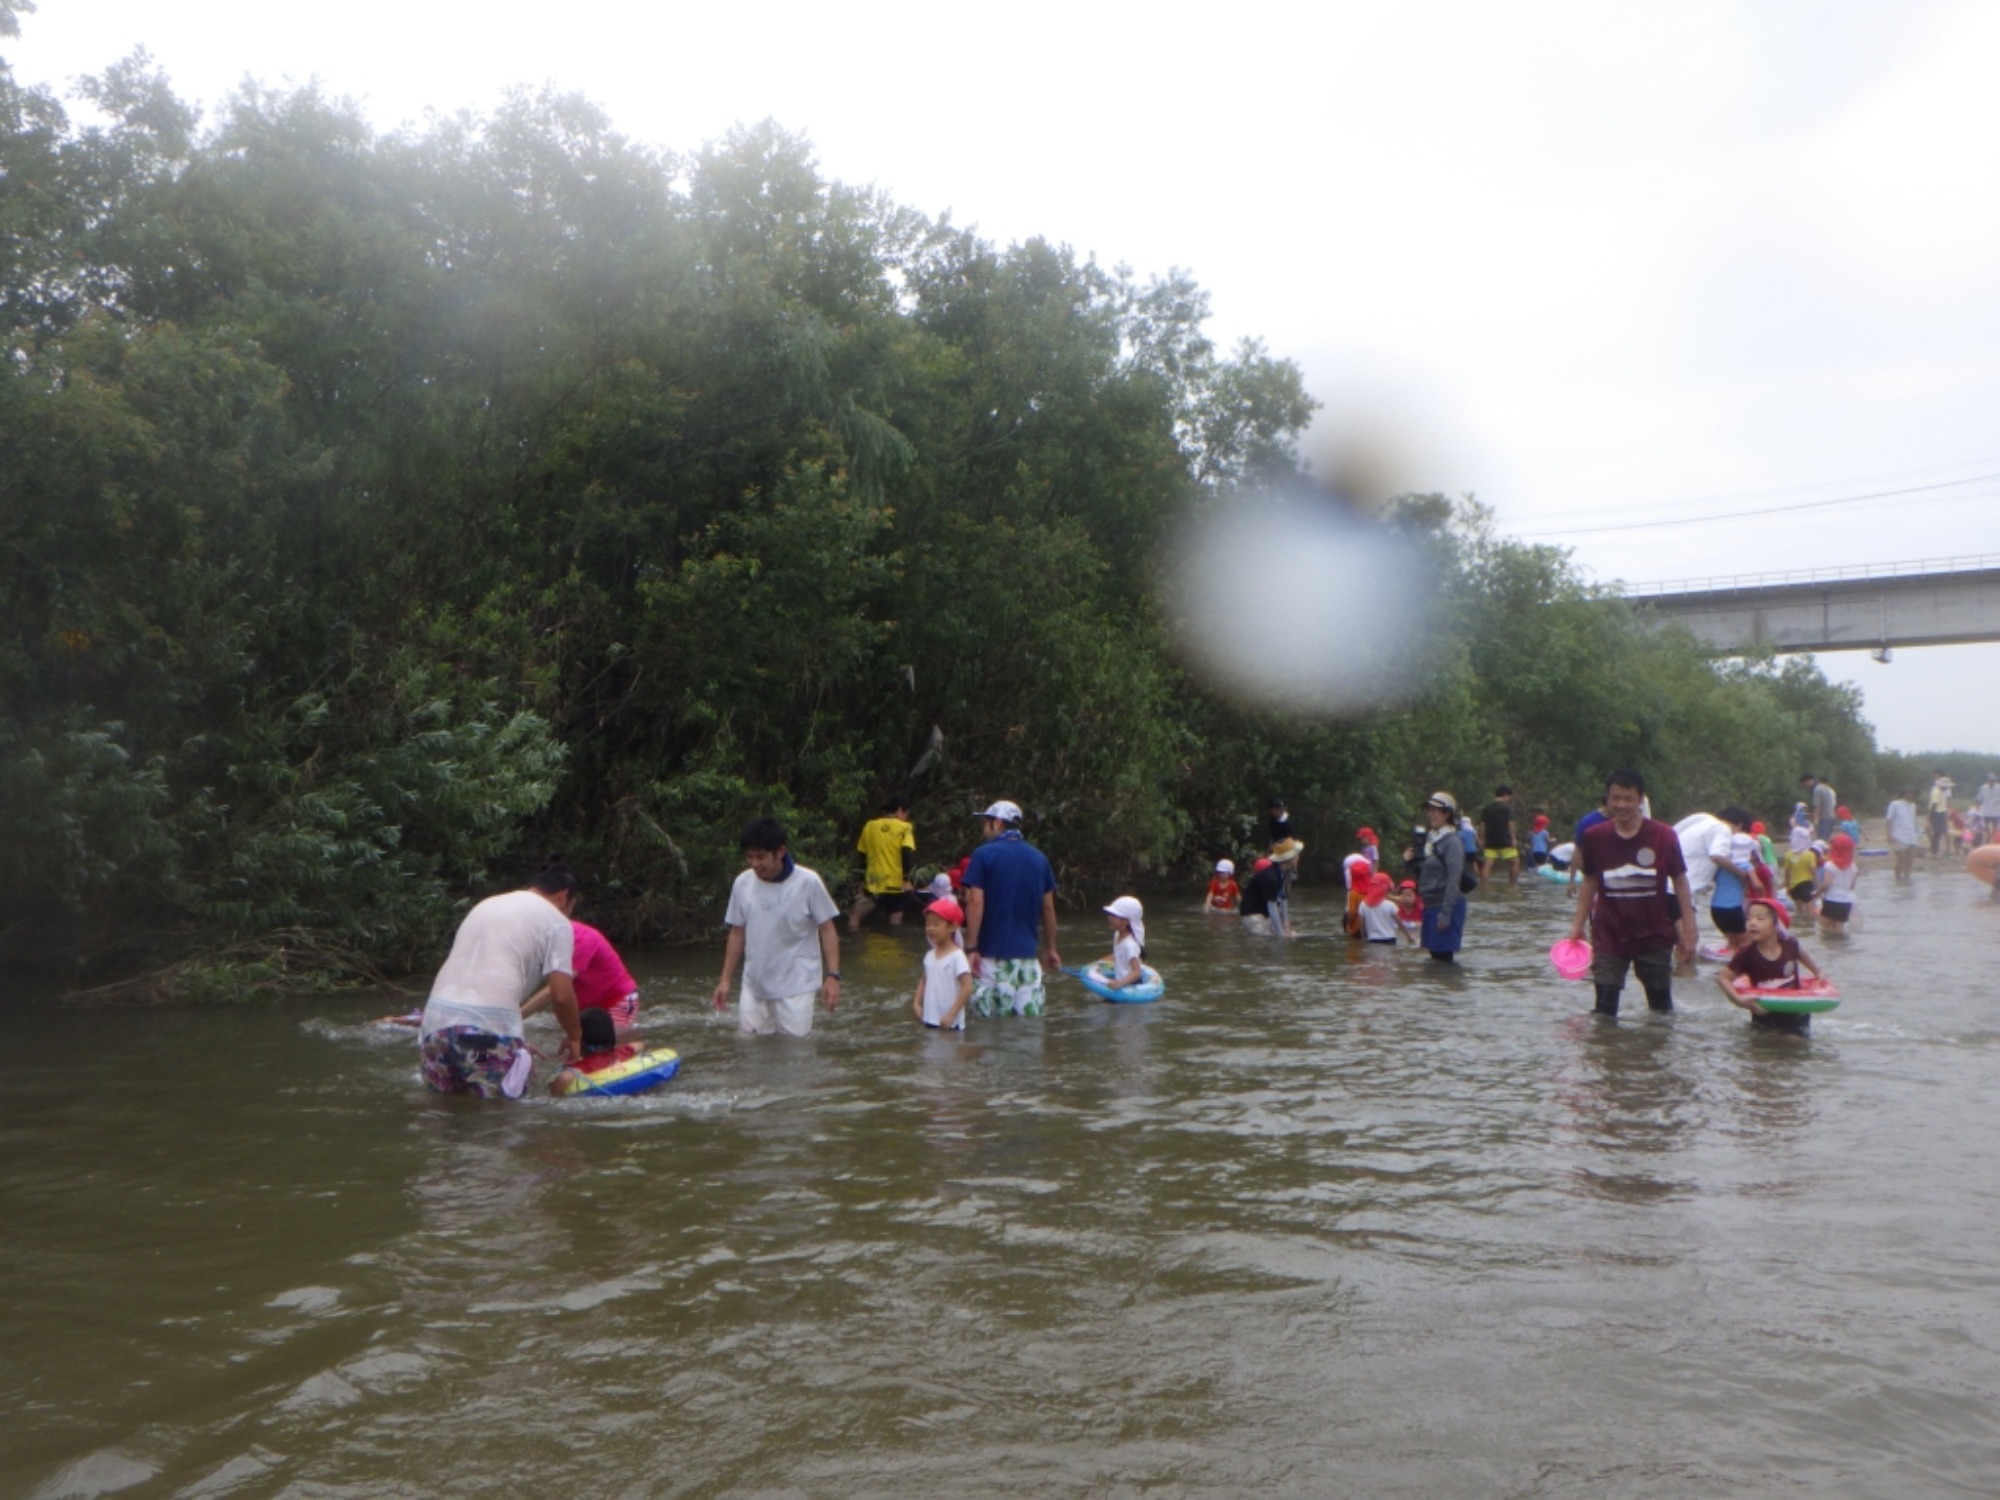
[1515,472,2000,538]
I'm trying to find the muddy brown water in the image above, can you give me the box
[7,860,2000,1497]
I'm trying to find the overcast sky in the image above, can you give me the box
[11,1,1999,755]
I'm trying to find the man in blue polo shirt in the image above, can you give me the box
[962,800,1061,1017]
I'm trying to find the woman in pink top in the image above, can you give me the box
[524,921,640,1031]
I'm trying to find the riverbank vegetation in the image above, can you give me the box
[0,40,1946,995]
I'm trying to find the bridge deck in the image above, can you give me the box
[1629,559,2000,654]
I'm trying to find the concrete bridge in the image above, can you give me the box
[1628,555,2000,657]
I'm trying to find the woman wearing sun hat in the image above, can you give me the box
[1413,792,1467,963]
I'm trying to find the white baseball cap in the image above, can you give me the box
[978,800,1024,822]
[1215,858,1235,875]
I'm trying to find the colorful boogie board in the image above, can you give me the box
[551,1046,681,1098]
[1730,975,1841,1015]
[1069,962,1165,1004]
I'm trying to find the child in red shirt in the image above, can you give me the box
[1204,858,1240,913]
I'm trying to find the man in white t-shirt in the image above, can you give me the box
[419,867,582,1099]
[711,818,842,1037]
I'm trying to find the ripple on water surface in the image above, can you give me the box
[6,873,2000,1495]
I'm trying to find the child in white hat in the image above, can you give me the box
[1203,859,1239,913]
[1100,896,1148,991]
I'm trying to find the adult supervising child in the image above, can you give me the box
[1566,769,1697,1017]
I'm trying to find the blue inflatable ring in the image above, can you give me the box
[1075,960,1164,1004]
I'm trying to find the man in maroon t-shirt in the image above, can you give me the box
[1565,768,1697,1016]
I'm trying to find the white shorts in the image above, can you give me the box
[739,986,817,1037]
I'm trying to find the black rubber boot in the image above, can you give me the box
[1643,987,1674,1013]
[1593,985,1621,1016]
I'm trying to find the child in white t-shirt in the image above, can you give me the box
[913,897,974,1029]
[1358,873,1401,944]
[1099,896,1149,991]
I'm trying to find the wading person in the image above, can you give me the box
[1566,769,1696,1017]
[1803,773,1837,842]
[523,918,640,1031]
[1480,785,1521,887]
[848,796,918,930]
[711,818,842,1037]
[962,800,1061,1016]
[1885,787,1920,881]
[419,865,582,1100]
[1928,770,1954,857]
[1411,792,1467,963]
[1238,856,1290,937]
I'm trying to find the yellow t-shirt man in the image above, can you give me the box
[856,816,916,896]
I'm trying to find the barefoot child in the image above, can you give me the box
[1098,896,1150,991]
[1204,859,1240,913]
[1816,832,1862,935]
[1716,896,1827,1035]
[912,897,974,1030]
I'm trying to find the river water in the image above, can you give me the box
[8,864,2000,1497]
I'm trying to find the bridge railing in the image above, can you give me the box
[1625,553,2000,597]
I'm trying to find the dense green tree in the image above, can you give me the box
[0,39,1919,995]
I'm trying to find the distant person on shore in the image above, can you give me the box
[1814,832,1861,936]
[1716,897,1827,1037]
[1204,859,1240,913]
[1803,774,1838,841]
[1238,856,1291,937]
[523,919,640,1032]
[1885,787,1920,881]
[1479,785,1521,887]
[1566,769,1697,1017]
[848,797,917,931]
[962,800,1061,1017]
[911,896,973,1030]
[1928,770,1955,856]
[711,818,842,1037]
[1412,792,1468,963]
[419,865,582,1100]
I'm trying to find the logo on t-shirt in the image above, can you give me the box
[1635,847,1655,866]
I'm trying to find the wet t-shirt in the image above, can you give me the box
[1727,936,1804,989]
[1577,817,1687,958]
